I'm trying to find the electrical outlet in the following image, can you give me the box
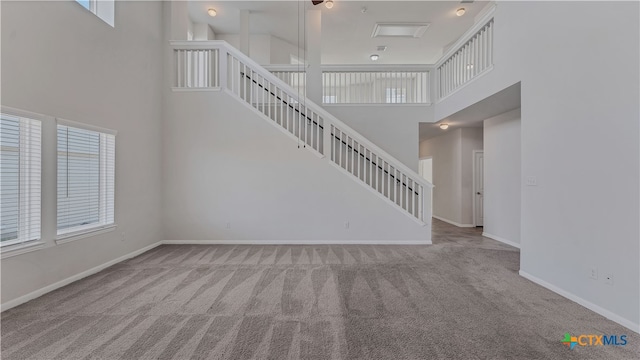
[525,176,538,186]
[589,267,598,280]
[344,221,350,229]
[604,273,614,285]
[226,222,231,229]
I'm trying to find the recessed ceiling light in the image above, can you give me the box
[325,0,334,9]
[208,8,217,17]
[370,54,380,61]
[466,63,474,69]
[439,124,449,130]
[456,8,466,16]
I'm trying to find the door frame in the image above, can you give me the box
[418,156,434,216]
[472,150,484,227]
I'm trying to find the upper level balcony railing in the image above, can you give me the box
[435,8,495,100]
[322,66,430,105]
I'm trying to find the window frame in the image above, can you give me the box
[75,0,115,27]
[0,107,45,258]
[55,118,116,242]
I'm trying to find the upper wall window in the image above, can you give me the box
[75,0,115,27]
[0,112,42,247]
[57,122,115,236]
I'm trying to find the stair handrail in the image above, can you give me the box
[174,40,434,191]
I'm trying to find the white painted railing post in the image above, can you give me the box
[218,46,228,90]
[323,121,332,159]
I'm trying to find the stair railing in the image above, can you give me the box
[171,41,433,225]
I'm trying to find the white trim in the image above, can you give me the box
[0,241,46,259]
[519,270,640,334]
[322,103,432,107]
[482,232,520,249]
[55,224,117,245]
[322,64,433,72]
[0,106,53,123]
[262,64,310,72]
[0,241,162,312]
[56,118,117,136]
[171,40,228,49]
[171,87,221,92]
[432,215,474,228]
[162,239,432,245]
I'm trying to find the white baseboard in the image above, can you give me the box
[0,241,163,312]
[432,215,475,228]
[519,270,639,334]
[162,239,432,245]
[482,232,520,249]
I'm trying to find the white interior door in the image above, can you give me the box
[473,151,484,226]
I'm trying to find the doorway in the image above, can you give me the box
[419,157,433,214]
[472,150,484,227]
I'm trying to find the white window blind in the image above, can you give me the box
[0,113,42,247]
[57,124,115,236]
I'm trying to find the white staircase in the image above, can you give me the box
[171,41,433,227]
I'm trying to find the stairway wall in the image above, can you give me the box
[162,90,431,242]
[324,105,433,173]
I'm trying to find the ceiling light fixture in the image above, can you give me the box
[456,8,466,16]
[325,0,334,9]
[439,124,449,130]
[370,54,380,61]
[208,8,217,17]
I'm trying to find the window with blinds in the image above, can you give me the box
[57,125,115,236]
[0,113,42,247]
[75,0,115,27]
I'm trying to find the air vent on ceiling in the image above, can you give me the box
[371,23,430,38]
[377,45,387,52]
[460,0,475,3]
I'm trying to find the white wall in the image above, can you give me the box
[162,91,431,242]
[419,128,483,226]
[325,105,433,173]
[1,1,164,304]
[214,34,304,65]
[435,2,639,331]
[483,109,521,246]
[193,22,215,40]
[419,130,462,224]
[216,34,272,65]
[270,35,305,65]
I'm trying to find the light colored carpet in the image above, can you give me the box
[1,220,638,359]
